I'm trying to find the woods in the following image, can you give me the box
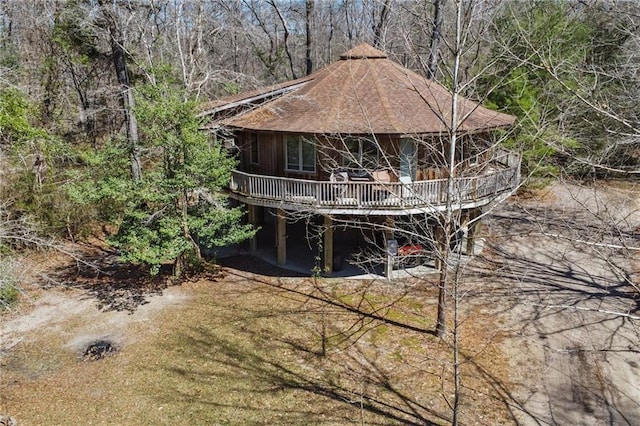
[0,0,638,345]
[1,1,638,225]
[1,0,638,351]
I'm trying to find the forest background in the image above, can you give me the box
[1,0,639,291]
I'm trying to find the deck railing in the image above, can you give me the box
[229,159,520,211]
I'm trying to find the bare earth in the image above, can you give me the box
[1,181,639,425]
[471,181,640,424]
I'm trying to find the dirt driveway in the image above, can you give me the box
[467,181,640,425]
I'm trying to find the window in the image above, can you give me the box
[341,138,379,170]
[249,133,259,164]
[467,139,484,166]
[286,136,315,172]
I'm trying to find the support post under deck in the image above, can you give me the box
[323,215,333,274]
[248,204,258,252]
[276,208,287,266]
[466,207,482,255]
[384,217,395,279]
[460,209,470,255]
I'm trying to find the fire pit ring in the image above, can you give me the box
[82,340,118,361]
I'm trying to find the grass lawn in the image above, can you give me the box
[1,257,514,425]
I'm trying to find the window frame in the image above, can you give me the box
[285,135,316,173]
[249,133,259,165]
[341,137,379,170]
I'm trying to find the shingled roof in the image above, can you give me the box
[204,43,515,136]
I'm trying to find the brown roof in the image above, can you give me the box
[208,43,515,135]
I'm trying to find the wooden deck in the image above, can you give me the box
[229,155,520,215]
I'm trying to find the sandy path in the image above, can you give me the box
[1,284,190,362]
[473,182,640,425]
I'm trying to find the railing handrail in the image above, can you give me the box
[229,161,519,212]
[232,170,453,186]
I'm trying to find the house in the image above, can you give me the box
[200,43,519,277]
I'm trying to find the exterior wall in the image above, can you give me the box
[237,131,285,177]
[234,130,496,182]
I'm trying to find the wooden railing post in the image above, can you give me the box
[473,178,478,200]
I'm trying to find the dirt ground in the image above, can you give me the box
[1,181,639,425]
[469,181,640,425]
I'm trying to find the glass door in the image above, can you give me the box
[399,138,416,182]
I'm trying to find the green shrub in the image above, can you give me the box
[0,283,19,310]
[0,263,20,310]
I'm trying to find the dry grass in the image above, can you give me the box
[1,259,515,425]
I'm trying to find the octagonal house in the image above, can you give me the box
[201,43,519,277]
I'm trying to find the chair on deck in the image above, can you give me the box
[329,170,349,202]
[370,169,392,203]
[330,170,349,182]
[372,169,391,183]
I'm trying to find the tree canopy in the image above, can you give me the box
[1,0,639,272]
[69,77,255,275]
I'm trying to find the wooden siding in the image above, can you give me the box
[236,131,502,184]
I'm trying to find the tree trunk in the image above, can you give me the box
[269,1,297,80]
[372,0,391,48]
[182,188,201,263]
[305,0,314,76]
[448,4,464,424]
[435,0,459,342]
[435,219,450,337]
[111,36,142,182]
[99,0,142,182]
[427,0,445,80]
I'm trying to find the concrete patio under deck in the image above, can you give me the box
[216,213,482,280]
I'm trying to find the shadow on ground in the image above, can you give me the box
[460,199,640,425]
[217,255,308,278]
[51,247,173,312]
[145,264,543,425]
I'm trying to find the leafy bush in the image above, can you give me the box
[0,262,20,310]
[1,86,95,238]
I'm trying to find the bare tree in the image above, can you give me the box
[427,0,445,79]
[372,0,391,48]
[460,2,640,423]
[5,1,640,424]
[97,0,141,181]
[305,0,314,75]
[267,0,297,79]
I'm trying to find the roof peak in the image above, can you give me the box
[339,43,387,60]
